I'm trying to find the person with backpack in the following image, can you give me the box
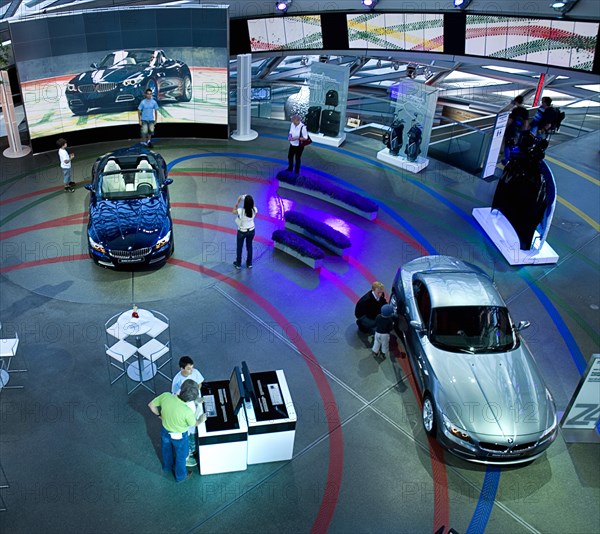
[530,96,559,136]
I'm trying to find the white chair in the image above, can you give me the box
[101,159,124,195]
[146,316,169,338]
[105,340,138,395]
[134,158,154,192]
[0,332,18,358]
[138,339,172,383]
[105,313,128,342]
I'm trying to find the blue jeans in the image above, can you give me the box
[236,228,255,266]
[62,167,72,186]
[160,426,188,482]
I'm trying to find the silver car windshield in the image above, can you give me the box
[430,306,518,353]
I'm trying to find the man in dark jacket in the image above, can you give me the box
[355,281,387,334]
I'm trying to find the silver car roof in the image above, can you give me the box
[418,271,506,308]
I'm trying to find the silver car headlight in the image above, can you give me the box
[123,75,146,87]
[155,231,171,250]
[442,414,472,443]
[88,236,106,254]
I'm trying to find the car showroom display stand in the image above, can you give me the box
[244,370,296,464]
[309,132,346,148]
[473,207,559,265]
[376,148,429,173]
[198,380,248,475]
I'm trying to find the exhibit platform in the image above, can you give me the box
[376,149,429,173]
[309,131,346,147]
[473,207,559,265]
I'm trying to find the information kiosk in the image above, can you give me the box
[197,367,248,475]
[242,364,297,465]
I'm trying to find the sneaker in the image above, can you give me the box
[64,186,74,193]
[247,264,252,269]
[186,456,198,467]
[147,141,153,148]
[68,181,76,187]
[233,262,241,269]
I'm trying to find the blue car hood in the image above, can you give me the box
[90,197,169,250]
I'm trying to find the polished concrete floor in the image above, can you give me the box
[0,121,598,534]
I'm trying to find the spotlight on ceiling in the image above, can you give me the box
[275,0,291,13]
[453,0,473,8]
[550,0,579,15]
[362,0,378,9]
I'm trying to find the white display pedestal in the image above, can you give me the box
[376,148,429,173]
[197,380,248,475]
[309,131,346,147]
[231,130,258,141]
[245,369,297,464]
[473,207,559,266]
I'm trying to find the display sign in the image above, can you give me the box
[482,111,509,179]
[562,355,600,430]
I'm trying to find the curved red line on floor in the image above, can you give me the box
[0,184,72,205]
[0,213,87,240]
[0,253,343,533]
[374,218,429,256]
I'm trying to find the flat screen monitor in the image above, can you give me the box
[241,360,256,403]
[229,366,244,415]
[251,87,271,101]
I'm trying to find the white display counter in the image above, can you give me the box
[197,380,248,475]
[244,369,297,464]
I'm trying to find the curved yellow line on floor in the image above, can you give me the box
[557,196,600,232]
[546,155,600,186]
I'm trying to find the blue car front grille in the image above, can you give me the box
[78,83,118,93]
[109,247,151,259]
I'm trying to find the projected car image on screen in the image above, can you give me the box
[84,146,174,269]
[65,49,192,115]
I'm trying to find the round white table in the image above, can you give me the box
[117,309,157,382]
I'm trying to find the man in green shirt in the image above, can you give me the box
[148,379,206,482]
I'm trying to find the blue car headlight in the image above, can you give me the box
[123,75,146,87]
[155,231,171,250]
[67,83,77,92]
[88,236,106,254]
[442,414,472,443]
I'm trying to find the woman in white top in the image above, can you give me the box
[287,114,308,174]
[232,194,257,269]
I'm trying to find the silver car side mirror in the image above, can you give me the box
[517,320,531,331]
[410,320,425,334]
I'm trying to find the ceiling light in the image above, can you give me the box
[453,0,473,8]
[362,0,378,8]
[275,0,291,13]
[551,0,579,15]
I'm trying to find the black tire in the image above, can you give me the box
[422,394,436,436]
[177,76,192,102]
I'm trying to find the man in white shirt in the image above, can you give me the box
[172,356,205,467]
[56,138,75,192]
[287,114,308,174]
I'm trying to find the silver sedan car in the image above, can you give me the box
[390,255,558,464]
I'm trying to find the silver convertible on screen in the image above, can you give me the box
[390,255,558,464]
[65,49,192,115]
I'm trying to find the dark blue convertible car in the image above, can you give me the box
[84,146,174,268]
[66,49,192,115]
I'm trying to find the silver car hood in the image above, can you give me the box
[426,340,555,439]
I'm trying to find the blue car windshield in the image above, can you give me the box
[100,170,158,200]
[430,306,518,354]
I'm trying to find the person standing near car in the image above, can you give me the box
[57,138,75,192]
[138,88,159,147]
[355,281,387,336]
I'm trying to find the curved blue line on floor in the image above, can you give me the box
[167,153,437,254]
[465,466,501,534]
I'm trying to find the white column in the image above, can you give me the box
[0,70,31,158]
[231,53,258,141]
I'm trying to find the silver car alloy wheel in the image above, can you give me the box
[422,397,434,434]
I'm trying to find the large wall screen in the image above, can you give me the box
[465,16,598,71]
[347,13,444,52]
[9,6,228,148]
[248,16,323,51]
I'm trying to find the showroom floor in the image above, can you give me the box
[0,120,598,534]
